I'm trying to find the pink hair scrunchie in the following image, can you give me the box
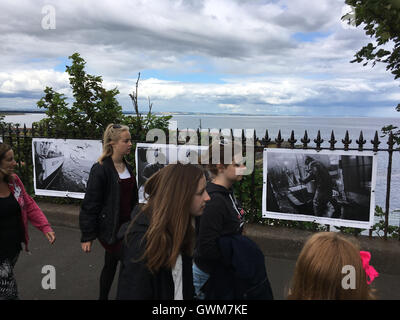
[360,251,379,284]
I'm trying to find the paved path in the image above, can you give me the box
[14,225,399,300]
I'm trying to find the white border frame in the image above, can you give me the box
[135,143,209,203]
[262,148,377,229]
[32,138,102,199]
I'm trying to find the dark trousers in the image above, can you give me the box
[0,252,20,300]
[99,249,120,300]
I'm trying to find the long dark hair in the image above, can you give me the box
[0,143,13,183]
[129,163,205,274]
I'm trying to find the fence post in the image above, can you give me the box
[22,124,29,188]
[15,123,21,173]
[329,130,337,150]
[251,130,256,217]
[314,130,323,151]
[357,131,366,151]
[301,130,310,149]
[275,130,283,148]
[288,130,297,149]
[384,132,394,240]
[342,130,352,151]
[8,123,13,146]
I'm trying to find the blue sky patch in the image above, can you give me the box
[141,69,226,84]
[292,31,331,42]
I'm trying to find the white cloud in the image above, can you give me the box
[0,69,68,94]
[0,0,398,116]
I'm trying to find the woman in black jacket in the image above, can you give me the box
[117,163,210,300]
[79,123,138,300]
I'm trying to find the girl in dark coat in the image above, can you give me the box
[79,124,138,300]
[193,140,246,299]
[117,163,210,300]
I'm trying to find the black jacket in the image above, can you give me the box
[194,182,245,274]
[79,156,138,245]
[203,234,274,300]
[116,207,195,300]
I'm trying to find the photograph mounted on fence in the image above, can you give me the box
[136,143,209,203]
[32,138,102,199]
[262,148,377,229]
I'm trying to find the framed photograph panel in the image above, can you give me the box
[262,148,377,229]
[136,143,208,203]
[32,138,102,199]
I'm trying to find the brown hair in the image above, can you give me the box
[98,123,130,164]
[205,139,243,176]
[287,232,376,300]
[0,143,13,183]
[134,163,205,273]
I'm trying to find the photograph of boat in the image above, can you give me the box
[34,141,64,189]
[32,138,102,198]
[262,148,377,229]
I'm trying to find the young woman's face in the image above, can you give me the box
[112,130,132,157]
[0,149,17,176]
[189,175,210,217]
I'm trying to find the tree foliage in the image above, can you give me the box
[343,0,400,83]
[37,53,124,138]
[342,0,400,143]
[36,53,171,140]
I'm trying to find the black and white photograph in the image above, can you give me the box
[262,148,377,229]
[32,138,102,199]
[136,143,209,203]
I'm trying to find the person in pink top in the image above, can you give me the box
[0,143,55,300]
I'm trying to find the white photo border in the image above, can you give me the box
[135,143,209,203]
[32,138,102,199]
[262,148,377,229]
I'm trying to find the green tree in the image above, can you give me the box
[342,0,400,144]
[36,53,124,138]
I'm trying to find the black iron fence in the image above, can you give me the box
[1,122,399,240]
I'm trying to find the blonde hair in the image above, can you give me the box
[98,123,130,164]
[287,232,376,300]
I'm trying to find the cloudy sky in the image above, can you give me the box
[0,0,399,117]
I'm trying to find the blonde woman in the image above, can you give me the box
[117,163,210,300]
[80,124,138,300]
[287,232,378,300]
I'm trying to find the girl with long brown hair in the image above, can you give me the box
[117,163,210,300]
[287,232,377,300]
[79,123,138,300]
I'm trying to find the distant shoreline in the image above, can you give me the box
[1,110,399,119]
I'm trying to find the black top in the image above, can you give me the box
[194,182,246,274]
[117,207,195,300]
[79,157,138,245]
[0,193,23,259]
